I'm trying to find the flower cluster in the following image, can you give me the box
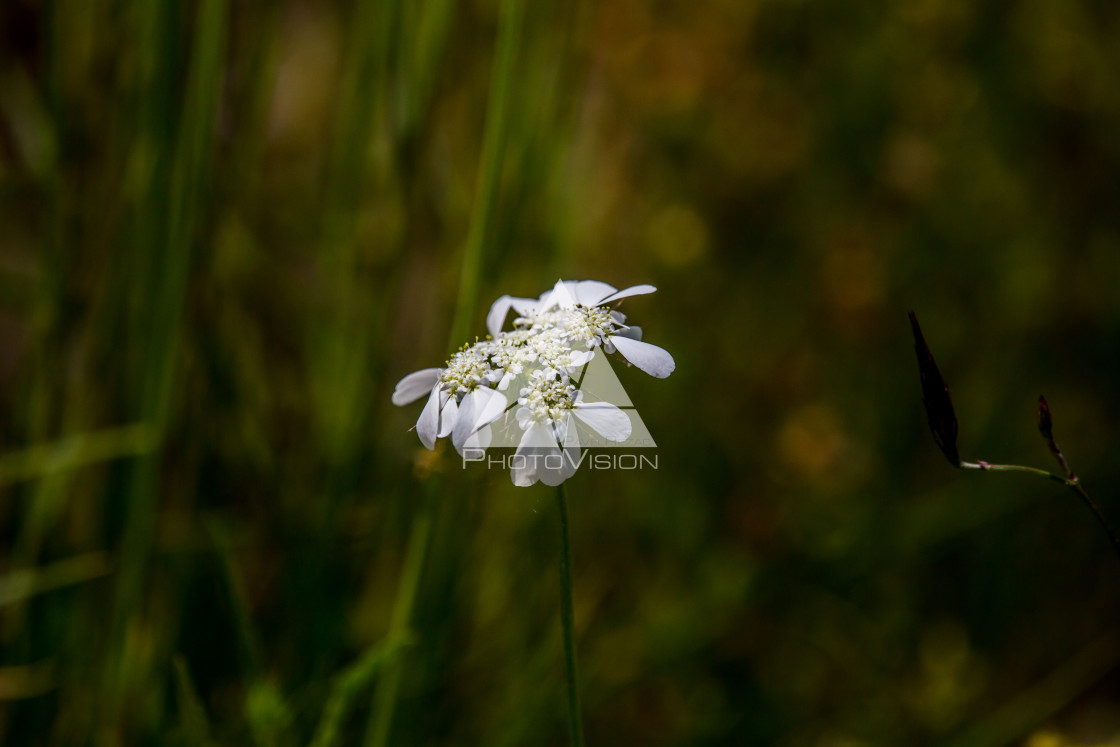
[392,280,675,486]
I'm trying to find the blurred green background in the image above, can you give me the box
[3,0,1120,744]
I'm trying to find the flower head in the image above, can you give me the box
[393,280,674,485]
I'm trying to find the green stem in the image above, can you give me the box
[961,461,1120,564]
[960,460,1069,484]
[556,483,585,747]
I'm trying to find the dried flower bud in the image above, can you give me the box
[1038,394,1075,481]
[908,311,961,467]
[1037,394,1054,443]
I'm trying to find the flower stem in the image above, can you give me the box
[556,483,585,747]
[961,461,1120,564]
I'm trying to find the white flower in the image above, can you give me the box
[497,280,675,379]
[483,329,535,390]
[391,345,509,453]
[393,278,673,486]
[510,374,632,487]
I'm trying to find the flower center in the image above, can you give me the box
[517,373,576,425]
[440,346,491,396]
[563,305,616,348]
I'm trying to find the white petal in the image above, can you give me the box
[392,368,442,406]
[616,325,642,341]
[611,335,676,378]
[516,407,533,430]
[516,423,556,452]
[511,424,557,486]
[511,468,536,488]
[438,393,457,438]
[450,393,476,453]
[598,284,656,305]
[574,280,618,307]
[541,446,579,486]
[463,423,492,452]
[559,414,581,448]
[535,418,579,485]
[472,387,509,427]
[416,385,441,449]
[487,295,540,335]
[452,387,508,454]
[540,280,581,310]
[567,349,594,368]
[510,297,539,316]
[547,419,581,485]
[486,295,513,337]
[573,401,632,442]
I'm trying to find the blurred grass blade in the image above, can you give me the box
[308,0,395,472]
[208,521,264,681]
[173,655,213,744]
[309,636,414,747]
[365,483,436,747]
[0,423,156,486]
[113,0,228,613]
[105,0,229,728]
[448,0,526,349]
[246,681,293,747]
[209,521,293,747]
[367,1,526,744]
[0,661,55,701]
[398,0,455,138]
[366,0,525,742]
[147,0,227,429]
[0,65,58,184]
[945,635,1117,747]
[0,552,112,607]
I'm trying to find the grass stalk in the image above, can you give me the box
[364,482,436,747]
[364,1,524,744]
[0,423,156,487]
[310,636,413,747]
[103,0,228,732]
[448,0,525,348]
[961,461,1120,564]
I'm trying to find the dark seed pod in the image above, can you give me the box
[1037,394,1054,443]
[908,312,961,467]
[1038,394,1075,481]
